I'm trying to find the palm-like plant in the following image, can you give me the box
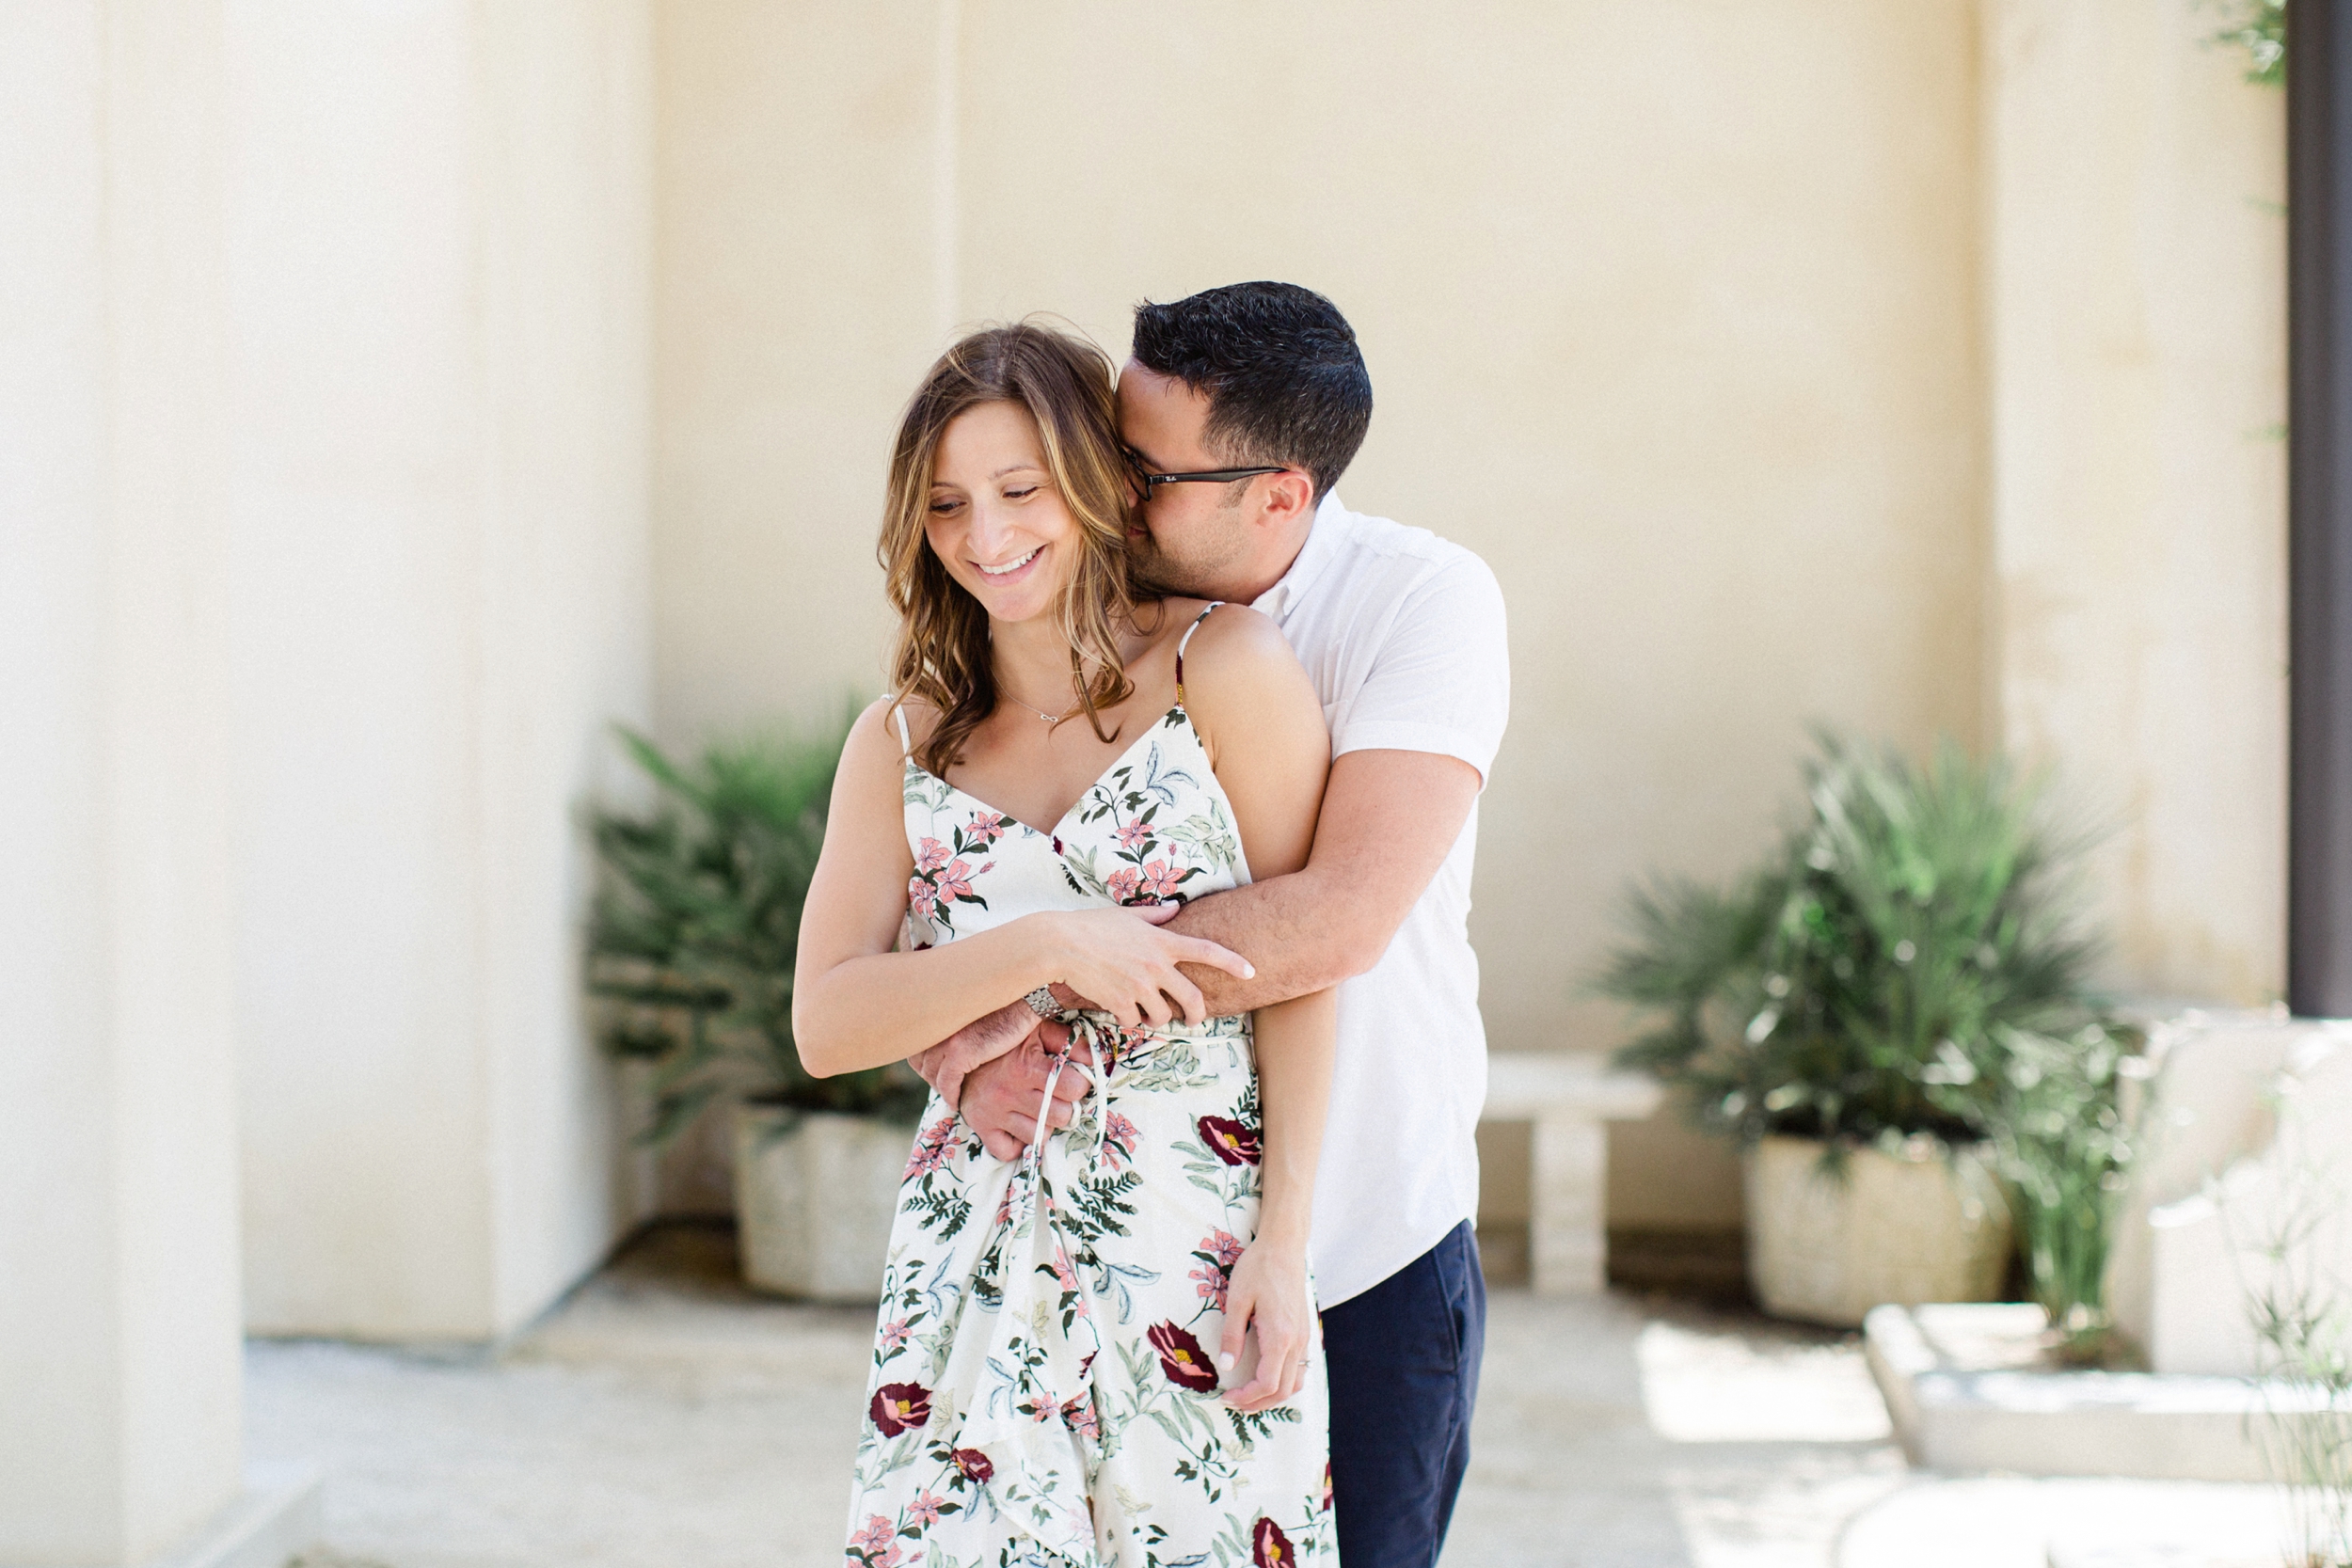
[586,713,926,1146]
[1602,734,2101,1146]
[1598,734,2139,1335]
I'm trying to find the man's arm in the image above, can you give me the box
[1160,747,1484,1014]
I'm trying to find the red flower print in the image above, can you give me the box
[952,1447,993,1482]
[908,1489,946,1527]
[1148,1321,1219,1391]
[1115,818,1152,850]
[1253,1517,1296,1567]
[903,1115,959,1181]
[1198,1115,1263,1166]
[1105,866,1142,904]
[914,837,949,873]
[1100,1110,1139,1170]
[1190,1259,1230,1311]
[967,811,1009,847]
[869,1382,931,1436]
[1139,858,1183,899]
[850,1514,895,1553]
[936,859,977,902]
[1321,1459,1334,1512]
[907,878,939,921]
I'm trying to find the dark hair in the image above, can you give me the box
[1129,281,1373,499]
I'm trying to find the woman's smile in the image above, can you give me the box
[973,544,1044,583]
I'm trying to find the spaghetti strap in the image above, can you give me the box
[891,700,913,757]
[1173,602,1223,705]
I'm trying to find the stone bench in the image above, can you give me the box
[1481,1053,1663,1295]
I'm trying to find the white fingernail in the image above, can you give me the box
[1241,963,1256,978]
[1217,1352,1235,1370]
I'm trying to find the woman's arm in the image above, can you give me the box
[1175,607,1337,1412]
[792,699,1255,1078]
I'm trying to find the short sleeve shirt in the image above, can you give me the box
[1251,493,1511,1306]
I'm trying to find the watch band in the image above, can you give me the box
[1023,986,1058,1018]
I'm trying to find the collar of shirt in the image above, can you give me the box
[1249,490,1348,625]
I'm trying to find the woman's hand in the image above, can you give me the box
[1219,1236,1314,1412]
[1036,905,1254,1030]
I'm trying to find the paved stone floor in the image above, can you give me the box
[249,1225,2282,1568]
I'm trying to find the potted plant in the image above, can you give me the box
[1598,733,2128,1329]
[586,712,928,1303]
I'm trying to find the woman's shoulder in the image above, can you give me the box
[1171,598,1297,678]
[847,693,933,770]
[1169,600,1322,757]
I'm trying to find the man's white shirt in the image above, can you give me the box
[1249,491,1510,1307]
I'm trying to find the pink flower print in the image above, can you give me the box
[870,1545,904,1568]
[907,878,939,922]
[1100,1110,1139,1171]
[1060,1392,1102,1441]
[1105,866,1142,904]
[914,837,949,873]
[1115,817,1152,851]
[1203,1227,1245,1268]
[879,1318,912,1354]
[966,811,1009,847]
[904,1115,958,1180]
[1050,1245,1091,1319]
[908,1490,946,1528]
[850,1514,895,1554]
[935,859,977,902]
[1190,1259,1230,1311]
[1138,858,1183,899]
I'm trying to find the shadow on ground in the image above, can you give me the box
[249,1223,1914,1567]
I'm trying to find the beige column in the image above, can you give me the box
[227,0,656,1339]
[1981,0,2289,1006]
[0,3,245,1560]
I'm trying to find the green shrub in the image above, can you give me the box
[586,711,927,1145]
[1598,732,2142,1334]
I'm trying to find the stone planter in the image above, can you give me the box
[1744,1134,2010,1328]
[733,1101,913,1303]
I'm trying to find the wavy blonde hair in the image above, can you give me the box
[882,321,1141,777]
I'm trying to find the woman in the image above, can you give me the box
[793,321,1340,1568]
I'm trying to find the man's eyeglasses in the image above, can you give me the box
[1123,447,1289,498]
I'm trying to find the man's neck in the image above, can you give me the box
[1221,509,1318,606]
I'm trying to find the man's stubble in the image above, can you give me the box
[1126,497,1253,603]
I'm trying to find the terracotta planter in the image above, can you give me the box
[732,1102,912,1303]
[1744,1134,2011,1327]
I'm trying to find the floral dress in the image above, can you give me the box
[846,608,1337,1568]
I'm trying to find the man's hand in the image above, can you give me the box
[958,1030,1090,1160]
[908,999,1040,1111]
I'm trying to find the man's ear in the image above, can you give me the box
[1250,469,1317,532]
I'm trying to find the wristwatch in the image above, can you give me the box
[1023,987,1058,1018]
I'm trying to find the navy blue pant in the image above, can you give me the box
[1320,1220,1486,1568]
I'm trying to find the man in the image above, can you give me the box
[915,281,1509,1568]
